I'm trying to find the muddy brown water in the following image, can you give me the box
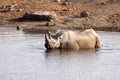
[0,28,120,80]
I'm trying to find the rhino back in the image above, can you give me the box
[59,30,98,49]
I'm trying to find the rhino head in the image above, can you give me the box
[45,31,62,49]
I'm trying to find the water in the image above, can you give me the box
[0,28,120,80]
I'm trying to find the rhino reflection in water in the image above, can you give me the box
[45,29,100,50]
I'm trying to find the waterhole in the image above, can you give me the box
[0,28,120,80]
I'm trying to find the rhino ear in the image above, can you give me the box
[60,35,63,39]
[48,31,53,36]
[56,29,60,33]
[58,35,63,40]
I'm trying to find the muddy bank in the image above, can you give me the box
[0,12,120,32]
[0,21,120,33]
[1,15,120,33]
[0,0,120,32]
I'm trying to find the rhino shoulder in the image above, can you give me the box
[84,29,98,36]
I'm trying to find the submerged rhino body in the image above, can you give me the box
[45,29,100,50]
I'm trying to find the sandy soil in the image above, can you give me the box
[0,0,120,32]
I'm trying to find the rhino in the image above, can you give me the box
[45,29,100,50]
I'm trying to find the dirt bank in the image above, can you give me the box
[0,0,120,32]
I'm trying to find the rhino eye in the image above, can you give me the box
[59,36,63,39]
[58,37,62,40]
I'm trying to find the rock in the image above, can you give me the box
[9,5,15,11]
[80,25,84,29]
[62,1,68,5]
[16,26,21,30]
[12,3,17,6]
[23,11,57,21]
[17,9,22,12]
[46,20,56,26]
[80,10,89,17]
[0,6,9,12]
[54,0,60,2]
[0,4,15,12]
[100,2,106,5]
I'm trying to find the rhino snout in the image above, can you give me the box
[45,43,51,49]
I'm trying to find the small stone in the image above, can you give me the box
[100,2,106,5]
[62,1,68,5]
[14,3,17,6]
[80,10,89,18]
[16,26,21,30]
[54,0,60,2]
[17,9,22,12]
[80,25,84,29]
[46,20,56,26]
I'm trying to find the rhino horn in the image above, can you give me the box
[48,31,53,39]
[45,31,53,41]
[45,33,50,42]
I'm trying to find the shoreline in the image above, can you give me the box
[0,15,120,33]
[0,1,120,32]
[0,23,120,33]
